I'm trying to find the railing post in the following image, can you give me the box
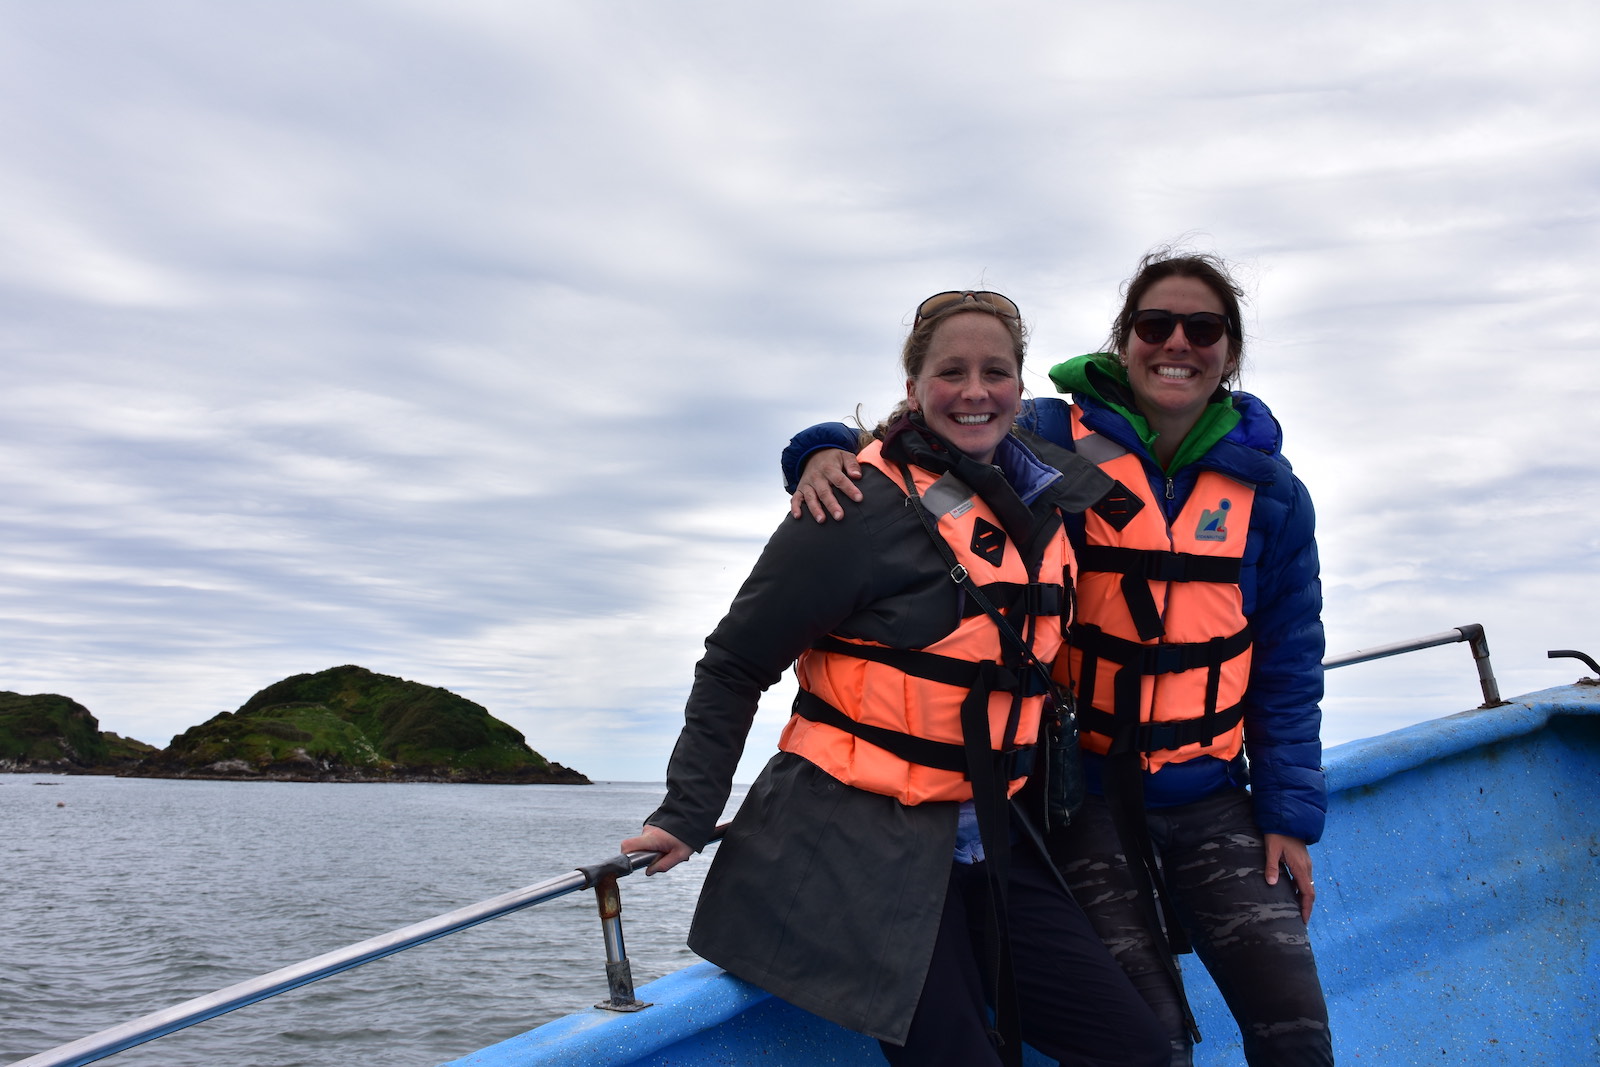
[577,856,651,1013]
[1457,623,1502,707]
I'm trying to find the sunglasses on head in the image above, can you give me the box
[1131,309,1230,348]
[915,290,1021,325]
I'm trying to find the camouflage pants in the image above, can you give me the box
[1049,789,1333,1067]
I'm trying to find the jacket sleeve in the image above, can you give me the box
[645,504,881,851]
[1013,396,1075,448]
[781,423,861,493]
[1239,467,1328,844]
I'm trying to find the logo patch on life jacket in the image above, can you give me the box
[1091,482,1144,532]
[1195,499,1232,542]
[971,518,1006,566]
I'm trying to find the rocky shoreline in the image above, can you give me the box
[118,758,591,785]
[2,760,591,785]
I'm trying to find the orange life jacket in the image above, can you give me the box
[780,440,1074,806]
[1055,405,1253,772]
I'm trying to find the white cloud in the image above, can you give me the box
[0,0,1595,781]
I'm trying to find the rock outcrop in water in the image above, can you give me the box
[1,666,589,783]
[0,692,159,772]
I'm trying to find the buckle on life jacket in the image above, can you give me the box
[960,581,1065,620]
[1141,644,1193,676]
[1024,582,1064,616]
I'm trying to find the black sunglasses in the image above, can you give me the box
[915,290,1021,325]
[1131,309,1230,348]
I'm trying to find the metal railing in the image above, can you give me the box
[1548,648,1600,677]
[1322,622,1502,707]
[8,827,725,1067]
[14,623,1515,1066]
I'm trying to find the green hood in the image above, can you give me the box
[1046,352,1239,474]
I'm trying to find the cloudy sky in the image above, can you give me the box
[1,1,1595,783]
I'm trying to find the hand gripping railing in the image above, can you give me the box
[8,826,727,1067]
[1322,622,1502,707]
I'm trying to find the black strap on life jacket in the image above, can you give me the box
[1069,617,1249,1045]
[791,688,1037,780]
[1075,545,1242,642]
[1101,749,1202,1043]
[1076,699,1247,756]
[809,634,1056,697]
[892,455,1062,1067]
[1069,622,1252,756]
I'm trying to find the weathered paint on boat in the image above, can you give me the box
[442,681,1600,1066]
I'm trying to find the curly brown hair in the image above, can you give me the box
[1108,249,1246,384]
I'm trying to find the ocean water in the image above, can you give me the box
[0,774,741,1067]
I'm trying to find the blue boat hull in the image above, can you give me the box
[445,683,1600,1066]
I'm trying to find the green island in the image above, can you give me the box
[0,692,157,771]
[0,665,588,784]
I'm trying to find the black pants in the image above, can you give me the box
[1050,790,1334,1067]
[881,840,1168,1067]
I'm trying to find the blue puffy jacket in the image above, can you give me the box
[782,389,1327,844]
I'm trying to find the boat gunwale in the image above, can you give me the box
[1322,681,1598,794]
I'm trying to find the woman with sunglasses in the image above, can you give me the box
[785,252,1332,1066]
[622,291,1166,1067]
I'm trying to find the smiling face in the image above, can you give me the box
[906,311,1023,465]
[1122,275,1239,444]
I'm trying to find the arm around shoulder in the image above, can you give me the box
[781,422,860,493]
